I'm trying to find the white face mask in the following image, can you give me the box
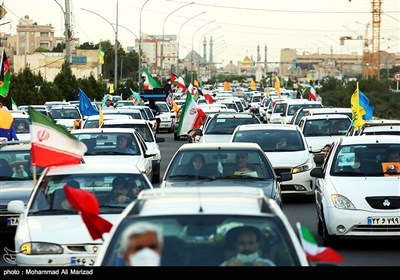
[128,248,161,266]
[236,252,259,264]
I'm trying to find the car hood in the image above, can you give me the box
[328,176,400,209]
[0,181,34,204]
[265,151,309,167]
[161,179,276,197]
[305,136,341,152]
[24,215,117,244]
[201,135,232,143]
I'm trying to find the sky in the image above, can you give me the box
[1,0,399,67]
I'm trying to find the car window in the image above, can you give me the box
[232,130,305,152]
[101,215,300,266]
[74,133,140,155]
[166,150,273,180]
[205,116,260,134]
[0,149,44,180]
[29,173,151,214]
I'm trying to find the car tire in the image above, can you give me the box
[322,219,337,247]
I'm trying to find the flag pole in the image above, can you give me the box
[32,164,37,186]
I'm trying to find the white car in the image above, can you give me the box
[231,124,316,197]
[310,135,400,246]
[7,163,153,266]
[100,119,162,183]
[71,128,157,182]
[298,114,352,165]
[81,114,132,129]
[11,111,31,142]
[49,105,83,131]
[94,187,310,266]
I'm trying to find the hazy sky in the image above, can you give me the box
[2,0,399,66]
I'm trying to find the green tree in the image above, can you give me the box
[53,62,79,101]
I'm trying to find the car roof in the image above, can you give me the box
[71,127,137,134]
[339,134,400,145]
[45,163,142,175]
[178,142,262,151]
[0,141,31,151]
[128,187,278,216]
[307,107,351,114]
[102,119,148,125]
[235,123,301,132]
[302,114,351,120]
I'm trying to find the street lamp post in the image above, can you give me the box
[160,1,194,78]
[177,11,206,75]
[81,2,118,92]
[54,0,71,64]
[139,0,150,85]
[191,20,215,83]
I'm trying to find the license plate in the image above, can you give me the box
[7,217,19,226]
[71,257,96,266]
[367,216,400,225]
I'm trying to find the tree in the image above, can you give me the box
[53,62,79,101]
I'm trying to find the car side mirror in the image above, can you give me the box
[310,167,324,178]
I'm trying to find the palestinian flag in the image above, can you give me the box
[28,107,87,168]
[171,72,179,83]
[142,66,161,90]
[296,222,343,263]
[0,47,11,98]
[176,92,198,137]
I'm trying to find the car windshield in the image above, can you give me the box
[28,173,151,215]
[74,133,140,155]
[166,150,274,180]
[205,117,259,134]
[303,118,351,137]
[50,109,80,119]
[331,144,400,177]
[12,118,30,134]
[101,215,301,266]
[0,150,44,181]
[232,130,305,152]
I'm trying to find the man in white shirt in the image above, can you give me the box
[102,99,114,110]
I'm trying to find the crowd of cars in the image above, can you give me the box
[1,88,399,267]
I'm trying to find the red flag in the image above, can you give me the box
[171,72,179,83]
[203,93,214,104]
[192,108,206,130]
[64,185,113,240]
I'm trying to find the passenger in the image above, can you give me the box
[222,226,275,266]
[115,135,135,154]
[121,222,163,266]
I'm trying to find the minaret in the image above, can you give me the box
[209,36,213,63]
[203,37,207,64]
[264,45,268,73]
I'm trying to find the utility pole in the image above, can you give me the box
[65,0,71,64]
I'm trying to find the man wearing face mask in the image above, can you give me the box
[222,226,275,266]
[121,222,163,266]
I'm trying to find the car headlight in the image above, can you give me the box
[292,158,313,174]
[331,194,355,209]
[20,242,63,255]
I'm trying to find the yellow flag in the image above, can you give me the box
[194,80,199,88]
[224,81,230,91]
[274,75,281,97]
[350,82,366,131]
[172,99,179,114]
[98,106,104,127]
[99,47,105,65]
[109,84,114,94]
[250,80,256,91]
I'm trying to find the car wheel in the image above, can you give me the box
[174,133,180,140]
[322,219,337,247]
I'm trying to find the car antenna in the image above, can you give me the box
[196,187,203,213]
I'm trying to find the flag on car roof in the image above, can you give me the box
[296,222,344,263]
[79,88,99,117]
[28,107,87,168]
[308,84,317,101]
[0,47,11,98]
[176,92,198,137]
[351,82,374,131]
[11,98,18,111]
[64,185,112,241]
[274,75,281,97]
[142,66,161,90]
[130,88,141,104]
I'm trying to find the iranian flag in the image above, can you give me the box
[296,222,343,263]
[176,92,198,137]
[177,76,187,93]
[142,66,161,90]
[309,85,317,101]
[28,107,87,168]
